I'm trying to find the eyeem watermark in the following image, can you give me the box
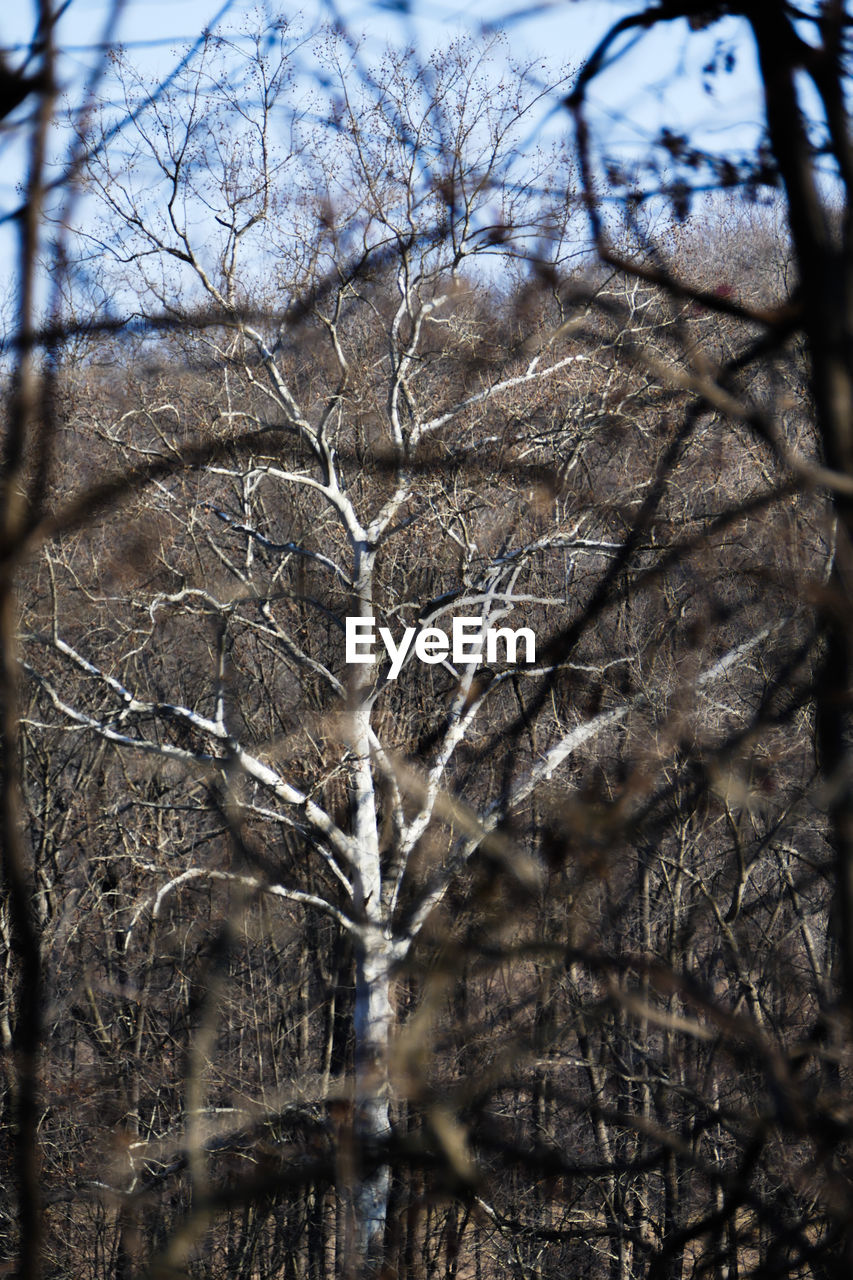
[345,616,536,680]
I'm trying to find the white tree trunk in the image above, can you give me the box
[347,543,397,1268]
[353,929,396,1264]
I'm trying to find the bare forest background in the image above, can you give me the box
[3,3,853,1279]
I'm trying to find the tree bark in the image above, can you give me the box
[353,934,396,1268]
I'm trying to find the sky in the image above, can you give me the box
[0,0,769,303]
[2,0,767,170]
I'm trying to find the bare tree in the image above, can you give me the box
[29,28,606,1267]
[5,5,853,1279]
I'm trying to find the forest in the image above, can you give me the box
[2,3,853,1279]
